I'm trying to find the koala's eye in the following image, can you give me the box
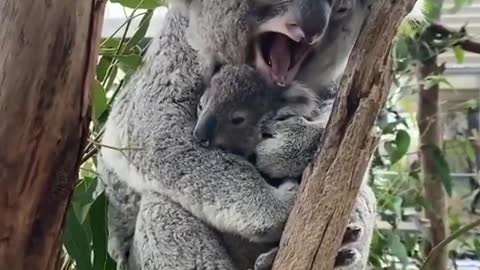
[334,0,353,17]
[231,116,246,125]
[231,110,248,126]
[336,7,348,14]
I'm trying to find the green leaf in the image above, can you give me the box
[427,144,453,196]
[76,202,95,225]
[93,80,108,121]
[64,209,93,270]
[110,0,165,9]
[125,10,154,53]
[101,38,121,50]
[389,130,411,164]
[424,0,443,20]
[424,74,455,89]
[453,46,465,64]
[113,55,143,74]
[104,66,118,92]
[465,99,479,110]
[392,197,403,219]
[387,233,409,267]
[73,177,99,224]
[90,193,116,270]
[96,56,114,82]
[465,140,476,163]
[474,239,480,253]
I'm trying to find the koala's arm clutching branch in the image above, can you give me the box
[271,1,419,269]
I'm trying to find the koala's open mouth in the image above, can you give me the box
[254,32,312,87]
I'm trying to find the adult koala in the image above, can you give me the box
[98,0,388,269]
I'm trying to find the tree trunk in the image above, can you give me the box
[271,1,418,269]
[0,1,106,269]
[417,58,449,270]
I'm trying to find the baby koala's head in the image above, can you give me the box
[193,64,316,157]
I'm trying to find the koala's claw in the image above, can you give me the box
[342,223,363,244]
[254,247,278,270]
[334,248,360,268]
[252,246,360,269]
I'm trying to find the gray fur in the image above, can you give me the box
[98,0,391,269]
[182,0,253,80]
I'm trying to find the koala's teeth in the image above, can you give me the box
[276,81,285,87]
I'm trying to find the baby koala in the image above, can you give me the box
[193,64,317,158]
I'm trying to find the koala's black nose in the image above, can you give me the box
[193,115,217,148]
[194,133,210,147]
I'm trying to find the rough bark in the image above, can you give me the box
[0,1,106,269]
[417,58,449,270]
[271,1,418,269]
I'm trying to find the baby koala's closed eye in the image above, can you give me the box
[193,64,316,158]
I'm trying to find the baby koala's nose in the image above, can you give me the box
[193,115,217,148]
[193,130,210,147]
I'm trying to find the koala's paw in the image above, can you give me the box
[334,223,364,268]
[256,116,323,179]
[249,180,298,243]
[334,248,360,268]
[342,223,363,244]
[275,179,299,208]
[277,178,299,193]
[254,247,278,270]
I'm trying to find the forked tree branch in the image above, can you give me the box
[429,23,480,54]
[271,1,418,269]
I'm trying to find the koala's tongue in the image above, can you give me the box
[269,34,291,86]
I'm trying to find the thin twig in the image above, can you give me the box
[87,138,143,151]
[419,219,480,270]
[81,147,97,164]
[99,12,147,47]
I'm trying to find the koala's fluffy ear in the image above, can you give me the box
[274,83,318,119]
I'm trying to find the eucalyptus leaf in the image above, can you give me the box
[453,46,465,64]
[125,10,154,53]
[97,56,113,82]
[64,209,93,270]
[93,80,108,121]
[424,0,443,20]
[110,0,165,9]
[390,130,411,164]
[90,193,116,270]
[114,54,143,74]
[387,233,409,267]
[426,144,453,196]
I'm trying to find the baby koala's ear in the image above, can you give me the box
[274,83,318,119]
[201,57,224,85]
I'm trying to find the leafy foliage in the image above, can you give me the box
[62,2,161,269]
[371,0,480,267]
